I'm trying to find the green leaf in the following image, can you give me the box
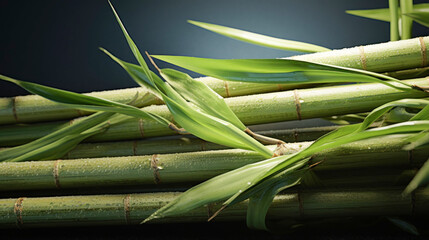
[402,130,429,150]
[102,15,274,158]
[346,8,392,22]
[346,3,429,22]
[0,112,114,162]
[145,120,429,223]
[160,68,246,130]
[152,56,416,92]
[246,161,307,230]
[405,9,429,27]
[161,94,273,158]
[108,1,156,87]
[388,217,419,235]
[403,157,429,195]
[143,155,286,223]
[0,74,170,126]
[188,20,330,53]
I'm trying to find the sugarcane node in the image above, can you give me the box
[11,96,19,123]
[272,142,290,157]
[358,46,367,70]
[293,128,299,142]
[418,37,427,67]
[145,51,161,73]
[132,140,138,156]
[297,189,304,218]
[13,197,26,227]
[224,81,230,97]
[150,154,161,184]
[200,139,207,151]
[53,160,62,189]
[138,118,145,137]
[123,194,132,224]
[293,89,302,120]
[408,150,414,167]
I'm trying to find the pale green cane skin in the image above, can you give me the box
[0,37,427,125]
[0,188,424,227]
[290,36,429,72]
[1,78,427,146]
[63,126,338,159]
[0,135,427,191]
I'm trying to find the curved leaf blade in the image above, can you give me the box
[160,68,246,130]
[405,10,429,27]
[152,56,416,92]
[0,74,170,126]
[188,20,330,53]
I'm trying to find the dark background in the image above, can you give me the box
[1,0,428,238]
[0,0,428,97]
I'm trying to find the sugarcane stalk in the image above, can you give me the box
[0,134,427,191]
[384,66,429,80]
[389,0,400,41]
[1,78,428,147]
[61,126,339,159]
[1,37,428,125]
[0,187,426,228]
[400,0,413,39]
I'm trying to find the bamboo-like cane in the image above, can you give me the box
[61,126,339,159]
[0,187,426,228]
[1,78,428,147]
[0,134,427,191]
[0,37,428,125]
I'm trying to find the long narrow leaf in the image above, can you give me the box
[346,3,429,22]
[0,74,170,126]
[144,115,429,223]
[405,9,429,27]
[160,68,246,130]
[152,56,418,92]
[188,20,330,53]
[403,158,429,195]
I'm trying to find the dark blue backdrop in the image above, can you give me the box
[0,0,428,97]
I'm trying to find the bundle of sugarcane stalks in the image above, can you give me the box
[1,2,429,235]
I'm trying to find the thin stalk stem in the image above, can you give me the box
[400,0,414,39]
[1,37,428,125]
[0,134,427,191]
[389,0,400,41]
[0,188,426,227]
[1,78,428,147]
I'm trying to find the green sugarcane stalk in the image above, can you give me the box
[400,0,414,39]
[0,37,428,125]
[384,66,429,79]
[1,134,427,191]
[389,0,400,41]
[1,78,428,147]
[61,126,339,159]
[0,187,427,228]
